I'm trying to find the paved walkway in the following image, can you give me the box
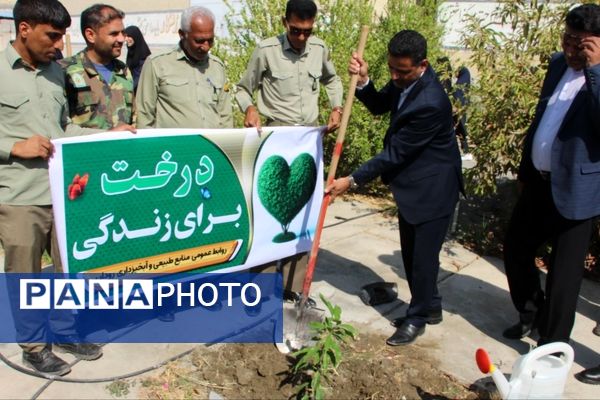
[0,198,599,399]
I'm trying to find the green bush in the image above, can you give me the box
[461,0,568,196]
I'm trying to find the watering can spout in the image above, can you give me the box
[494,368,511,399]
[476,343,574,400]
[476,348,511,399]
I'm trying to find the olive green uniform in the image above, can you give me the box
[136,45,233,129]
[61,51,136,129]
[237,34,343,294]
[0,43,96,351]
[236,34,343,125]
[0,44,93,206]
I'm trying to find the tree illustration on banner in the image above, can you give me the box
[258,153,317,243]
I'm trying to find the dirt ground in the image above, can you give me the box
[126,194,493,400]
[134,330,489,399]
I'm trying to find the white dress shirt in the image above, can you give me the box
[532,67,585,172]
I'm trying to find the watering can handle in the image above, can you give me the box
[520,342,574,367]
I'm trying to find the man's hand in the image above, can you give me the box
[11,135,53,160]
[244,105,262,134]
[326,107,342,133]
[110,123,137,133]
[581,35,600,67]
[348,52,369,87]
[325,176,351,199]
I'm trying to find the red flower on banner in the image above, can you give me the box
[67,173,89,200]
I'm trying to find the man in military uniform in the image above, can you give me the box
[61,4,135,131]
[1,0,104,376]
[136,6,232,129]
[236,0,343,132]
[236,0,344,304]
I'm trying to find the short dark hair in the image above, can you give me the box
[81,4,124,38]
[285,0,317,21]
[388,30,427,65]
[566,4,600,35]
[13,0,71,31]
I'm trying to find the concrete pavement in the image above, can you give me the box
[1,197,599,399]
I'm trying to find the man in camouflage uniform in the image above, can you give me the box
[236,0,343,305]
[61,4,135,130]
[136,6,232,129]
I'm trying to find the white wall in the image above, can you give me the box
[439,1,506,49]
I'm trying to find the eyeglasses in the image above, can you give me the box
[288,26,313,37]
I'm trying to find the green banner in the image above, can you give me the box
[50,128,323,275]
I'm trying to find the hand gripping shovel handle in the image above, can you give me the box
[299,25,370,307]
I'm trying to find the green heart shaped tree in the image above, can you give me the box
[258,153,317,243]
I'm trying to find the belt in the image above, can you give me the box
[539,170,551,181]
[265,119,319,127]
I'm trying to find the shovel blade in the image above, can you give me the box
[277,302,323,354]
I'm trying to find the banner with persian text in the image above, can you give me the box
[49,127,324,276]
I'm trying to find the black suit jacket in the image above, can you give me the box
[352,66,463,224]
[519,53,600,220]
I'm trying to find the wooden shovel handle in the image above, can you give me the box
[300,25,370,303]
[326,25,370,185]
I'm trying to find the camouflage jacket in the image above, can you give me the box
[61,51,136,129]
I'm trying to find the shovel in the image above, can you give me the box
[278,25,370,353]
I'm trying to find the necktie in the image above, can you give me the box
[396,88,405,110]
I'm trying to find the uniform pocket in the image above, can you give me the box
[308,70,322,92]
[0,94,30,128]
[160,77,190,102]
[74,90,99,114]
[270,69,295,96]
[0,94,29,109]
[207,79,223,104]
[52,91,67,106]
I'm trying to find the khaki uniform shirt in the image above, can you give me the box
[136,45,233,129]
[61,51,136,129]
[0,44,92,206]
[236,34,343,126]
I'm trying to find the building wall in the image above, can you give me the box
[0,0,192,54]
[0,0,189,13]
[0,17,13,49]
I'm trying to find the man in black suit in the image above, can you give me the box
[326,30,463,346]
[502,4,600,353]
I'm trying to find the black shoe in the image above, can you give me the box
[386,322,425,346]
[593,322,600,337]
[54,336,102,360]
[283,291,316,308]
[391,310,442,327]
[158,310,175,322]
[575,365,600,385]
[22,348,71,376]
[502,320,536,339]
[359,282,398,306]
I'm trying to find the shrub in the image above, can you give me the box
[461,0,568,196]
